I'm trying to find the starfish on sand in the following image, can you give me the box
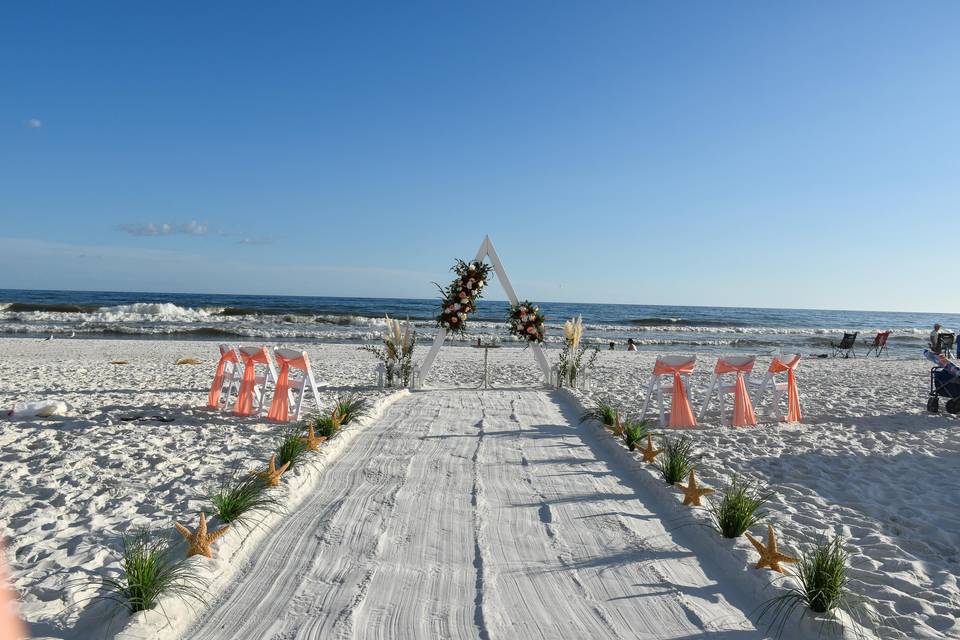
[255,453,290,487]
[329,407,344,433]
[174,512,229,559]
[745,524,798,573]
[674,469,715,506]
[607,412,625,437]
[301,423,327,451]
[638,434,663,464]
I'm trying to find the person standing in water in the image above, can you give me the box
[627,338,637,352]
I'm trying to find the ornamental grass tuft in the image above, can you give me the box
[656,434,696,485]
[208,469,282,530]
[708,477,773,538]
[98,528,205,614]
[332,393,369,424]
[276,423,309,470]
[756,536,874,639]
[579,400,618,427]
[622,419,651,451]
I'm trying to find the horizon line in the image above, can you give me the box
[0,286,955,318]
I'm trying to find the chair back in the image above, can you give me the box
[839,332,858,349]
[878,331,891,347]
[768,353,801,372]
[714,355,755,374]
[655,355,696,370]
[275,347,309,369]
[938,333,955,352]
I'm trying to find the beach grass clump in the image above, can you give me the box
[98,528,205,614]
[757,536,873,638]
[331,393,369,424]
[707,477,773,538]
[622,419,651,451]
[579,400,618,427]
[656,434,696,485]
[207,471,281,528]
[314,408,346,439]
[275,424,310,470]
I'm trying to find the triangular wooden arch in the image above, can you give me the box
[418,235,552,385]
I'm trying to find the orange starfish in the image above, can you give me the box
[255,453,290,487]
[638,434,663,464]
[745,524,798,573]
[174,512,229,559]
[607,412,625,437]
[675,469,715,506]
[301,423,327,451]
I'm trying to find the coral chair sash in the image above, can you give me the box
[235,347,271,416]
[207,349,239,409]
[653,360,697,427]
[267,352,310,422]
[714,359,756,426]
[768,355,802,422]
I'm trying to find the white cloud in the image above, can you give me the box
[238,237,272,246]
[118,221,209,237]
[27,118,42,129]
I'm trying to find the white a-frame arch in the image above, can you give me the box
[418,235,552,385]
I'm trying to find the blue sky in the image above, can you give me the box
[2,2,957,311]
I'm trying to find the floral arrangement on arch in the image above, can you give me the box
[435,259,493,334]
[507,301,546,344]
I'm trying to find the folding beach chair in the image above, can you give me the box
[207,344,242,409]
[750,354,802,422]
[267,348,324,422]
[863,331,890,357]
[640,355,697,427]
[831,332,858,358]
[234,346,279,417]
[935,333,955,360]
[699,356,757,426]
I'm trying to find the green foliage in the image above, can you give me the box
[579,401,618,427]
[707,477,773,538]
[656,434,697,485]
[756,536,874,639]
[622,419,651,451]
[332,393,369,424]
[276,424,309,470]
[98,528,205,614]
[208,470,282,529]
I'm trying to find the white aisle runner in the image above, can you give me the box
[185,390,766,640]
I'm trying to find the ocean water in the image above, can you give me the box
[0,289,953,356]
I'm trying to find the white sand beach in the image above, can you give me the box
[1,338,958,639]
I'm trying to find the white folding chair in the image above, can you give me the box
[640,355,697,427]
[217,343,243,407]
[750,354,802,421]
[698,355,757,425]
[267,348,323,422]
[234,345,279,416]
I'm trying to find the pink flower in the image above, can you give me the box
[526,326,535,334]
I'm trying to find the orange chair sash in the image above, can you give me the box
[714,360,756,426]
[653,361,697,427]
[234,347,271,416]
[267,353,309,422]
[207,350,239,409]
[768,355,802,422]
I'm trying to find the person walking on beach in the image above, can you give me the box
[627,338,637,352]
